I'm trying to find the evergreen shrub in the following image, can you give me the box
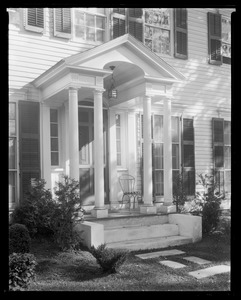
[9,223,31,254]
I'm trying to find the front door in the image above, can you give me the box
[78,107,109,205]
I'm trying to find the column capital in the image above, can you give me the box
[143,93,152,99]
[93,88,105,95]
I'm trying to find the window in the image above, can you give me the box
[54,8,71,38]
[112,8,143,42]
[174,8,188,59]
[144,9,171,55]
[9,103,17,205]
[213,118,231,195]
[73,8,106,43]
[208,12,231,65]
[116,114,122,166]
[25,8,44,33]
[182,118,195,196]
[172,116,180,191]
[50,109,59,166]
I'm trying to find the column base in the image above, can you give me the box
[159,203,176,214]
[91,208,108,218]
[140,205,157,214]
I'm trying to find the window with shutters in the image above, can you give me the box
[182,118,195,196]
[111,8,143,42]
[144,9,171,55]
[25,8,45,33]
[174,8,188,59]
[213,118,231,195]
[19,101,40,202]
[208,12,231,65]
[54,8,71,38]
[73,8,106,43]
[9,102,18,208]
[50,109,59,166]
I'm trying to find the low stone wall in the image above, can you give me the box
[168,213,202,243]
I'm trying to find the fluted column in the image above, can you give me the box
[68,88,79,181]
[91,89,108,218]
[140,95,157,214]
[160,97,176,213]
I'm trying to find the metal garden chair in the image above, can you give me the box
[118,174,142,209]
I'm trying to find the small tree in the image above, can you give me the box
[173,172,187,213]
[52,175,85,250]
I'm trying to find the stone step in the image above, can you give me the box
[87,213,169,229]
[106,235,193,251]
[104,223,179,243]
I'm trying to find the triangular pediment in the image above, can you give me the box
[63,34,185,82]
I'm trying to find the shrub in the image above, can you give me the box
[90,244,128,273]
[52,176,85,250]
[173,172,187,213]
[9,224,31,254]
[182,173,223,235]
[9,253,37,291]
[11,179,57,238]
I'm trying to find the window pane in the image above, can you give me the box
[86,14,95,27]
[153,115,163,142]
[75,25,85,38]
[116,127,121,140]
[9,120,16,136]
[222,18,231,44]
[9,138,16,169]
[214,145,224,168]
[96,16,104,29]
[96,29,104,42]
[116,114,120,126]
[50,124,58,137]
[116,141,121,153]
[51,152,59,166]
[9,172,16,203]
[155,170,164,196]
[172,117,179,142]
[154,143,163,169]
[86,27,95,41]
[75,10,84,25]
[117,153,121,166]
[224,121,231,145]
[225,170,231,193]
[172,144,179,169]
[79,111,89,122]
[50,109,58,122]
[9,103,16,120]
[224,146,231,169]
[51,138,59,151]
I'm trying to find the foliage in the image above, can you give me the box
[182,173,224,235]
[52,176,85,250]
[9,223,31,254]
[173,172,187,213]
[90,244,128,273]
[9,253,37,291]
[11,179,57,238]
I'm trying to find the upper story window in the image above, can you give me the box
[207,12,231,65]
[24,8,45,33]
[144,9,171,55]
[54,8,71,38]
[73,8,106,43]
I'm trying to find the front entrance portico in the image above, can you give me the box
[33,34,185,218]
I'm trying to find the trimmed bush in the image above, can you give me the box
[11,179,57,238]
[9,224,31,254]
[9,253,37,291]
[90,244,128,273]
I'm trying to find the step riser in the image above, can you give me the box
[106,237,192,251]
[105,224,179,243]
[93,214,169,229]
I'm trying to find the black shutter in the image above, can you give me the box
[212,118,225,193]
[27,8,44,28]
[174,8,188,59]
[55,8,71,34]
[129,20,143,42]
[129,8,143,18]
[208,12,222,65]
[113,8,126,15]
[19,101,40,201]
[113,17,126,38]
[182,118,195,196]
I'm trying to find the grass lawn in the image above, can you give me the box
[28,216,231,291]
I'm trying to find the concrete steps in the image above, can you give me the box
[104,223,179,243]
[106,235,193,251]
